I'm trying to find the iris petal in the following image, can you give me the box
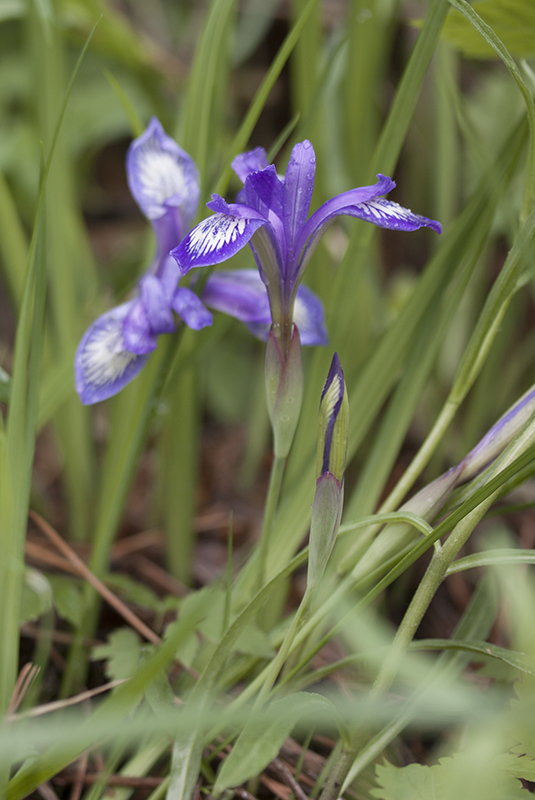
[126,117,200,230]
[232,146,269,183]
[243,165,284,221]
[75,302,149,404]
[294,174,441,286]
[282,140,316,275]
[172,288,213,330]
[201,269,272,324]
[172,213,266,273]
[139,275,175,335]
[202,269,327,346]
[341,198,443,233]
[293,284,328,346]
[123,299,159,355]
[296,174,396,255]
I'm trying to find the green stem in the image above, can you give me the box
[257,455,286,588]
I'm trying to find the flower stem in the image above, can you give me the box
[257,455,286,588]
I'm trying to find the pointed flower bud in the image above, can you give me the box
[316,352,349,482]
[308,354,349,591]
[265,324,304,458]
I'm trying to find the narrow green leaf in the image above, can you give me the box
[212,0,321,196]
[179,0,237,178]
[411,638,535,676]
[0,368,10,405]
[104,69,144,137]
[447,548,535,574]
[0,169,29,307]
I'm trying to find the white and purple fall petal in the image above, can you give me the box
[75,303,150,405]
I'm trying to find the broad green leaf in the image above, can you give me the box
[373,752,527,800]
[92,628,143,681]
[213,693,334,795]
[503,753,535,782]
[373,762,435,800]
[48,575,84,627]
[140,649,175,723]
[20,568,53,625]
[441,0,535,58]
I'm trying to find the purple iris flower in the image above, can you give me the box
[75,122,329,404]
[75,118,212,404]
[172,140,442,356]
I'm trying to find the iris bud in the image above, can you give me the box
[316,353,349,482]
[308,354,349,591]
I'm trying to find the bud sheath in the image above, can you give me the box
[265,324,304,458]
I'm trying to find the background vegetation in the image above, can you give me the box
[2,0,535,798]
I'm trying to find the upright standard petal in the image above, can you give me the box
[127,117,200,230]
[282,140,316,275]
[232,147,270,184]
[242,165,285,228]
[75,303,149,404]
